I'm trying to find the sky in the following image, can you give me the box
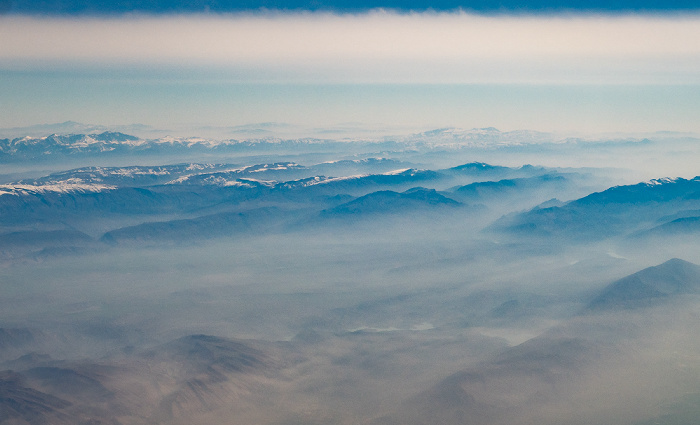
[1,4,700,136]
[3,0,700,13]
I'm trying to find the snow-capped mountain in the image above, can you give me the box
[0,131,399,162]
[0,127,589,163]
[492,176,700,240]
[398,127,556,149]
[0,157,575,257]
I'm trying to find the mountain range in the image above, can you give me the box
[491,176,700,241]
[0,155,586,258]
[4,151,699,258]
[3,129,700,424]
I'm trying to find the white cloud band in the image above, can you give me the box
[2,12,700,83]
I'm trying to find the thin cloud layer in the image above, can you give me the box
[2,12,700,83]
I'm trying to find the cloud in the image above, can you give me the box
[1,11,700,84]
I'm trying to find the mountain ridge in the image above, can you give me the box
[587,258,700,311]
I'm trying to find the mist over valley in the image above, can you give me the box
[1,128,700,425]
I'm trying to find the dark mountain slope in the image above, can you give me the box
[322,187,461,216]
[492,177,700,240]
[635,215,700,239]
[445,162,549,181]
[146,334,274,376]
[0,334,283,425]
[587,258,700,310]
[0,370,73,425]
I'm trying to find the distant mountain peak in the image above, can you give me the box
[661,257,697,267]
[322,186,460,216]
[587,258,700,311]
[91,131,140,142]
[450,162,499,171]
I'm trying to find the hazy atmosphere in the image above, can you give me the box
[2,1,700,425]
[2,12,700,133]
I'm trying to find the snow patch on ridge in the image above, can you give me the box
[644,177,680,186]
[0,182,116,196]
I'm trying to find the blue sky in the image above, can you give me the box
[1,6,700,135]
[3,0,700,13]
